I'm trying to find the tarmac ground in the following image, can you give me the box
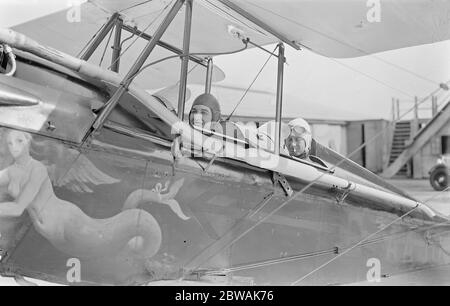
[386,178,450,215]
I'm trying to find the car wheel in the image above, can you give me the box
[429,167,448,191]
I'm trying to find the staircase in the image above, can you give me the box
[388,120,411,176]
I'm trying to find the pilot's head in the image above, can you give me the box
[189,93,221,128]
[285,118,312,159]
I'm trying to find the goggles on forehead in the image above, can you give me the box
[288,125,310,136]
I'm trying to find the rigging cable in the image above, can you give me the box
[291,186,450,285]
[76,20,108,58]
[291,204,420,285]
[98,24,115,67]
[119,0,153,13]
[107,0,175,70]
[328,57,417,98]
[127,39,249,82]
[182,80,450,277]
[225,44,279,121]
[244,1,443,87]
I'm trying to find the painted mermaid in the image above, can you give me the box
[0,130,168,259]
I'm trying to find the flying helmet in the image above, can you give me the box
[286,118,312,158]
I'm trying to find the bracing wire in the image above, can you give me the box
[182,79,450,278]
[200,187,449,277]
[290,204,420,285]
[329,57,417,98]
[107,0,175,70]
[126,40,249,82]
[98,25,114,67]
[119,0,153,13]
[291,185,450,285]
[76,21,107,58]
[225,44,279,121]
[244,1,443,87]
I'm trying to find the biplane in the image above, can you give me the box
[0,0,449,286]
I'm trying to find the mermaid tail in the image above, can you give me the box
[162,199,190,221]
[42,207,162,259]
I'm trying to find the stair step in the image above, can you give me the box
[390,154,403,158]
[393,139,409,142]
[389,120,414,171]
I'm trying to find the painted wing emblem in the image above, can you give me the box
[31,140,120,193]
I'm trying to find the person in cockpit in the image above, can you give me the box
[188,93,221,130]
[189,93,245,140]
[284,118,312,159]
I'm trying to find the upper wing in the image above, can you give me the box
[217,0,450,58]
[9,0,450,64]
[88,0,450,58]
[11,1,226,89]
[89,0,276,53]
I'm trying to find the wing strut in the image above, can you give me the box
[110,17,123,73]
[121,24,207,67]
[80,12,120,61]
[205,57,213,94]
[84,0,185,142]
[274,43,285,155]
[177,0,193,120]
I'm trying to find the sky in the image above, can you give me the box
[0,0,449,120]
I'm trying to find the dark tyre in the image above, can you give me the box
[429,167,448,191]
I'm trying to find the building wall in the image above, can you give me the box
[365,120,391,173]
[310,123,347,156]
[413,121,450,178]
[346,122,364,167]
[346,120,391,173]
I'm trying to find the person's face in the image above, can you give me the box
[7,131,30,159]
[189,105,213,128]
[285,134,306,158]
